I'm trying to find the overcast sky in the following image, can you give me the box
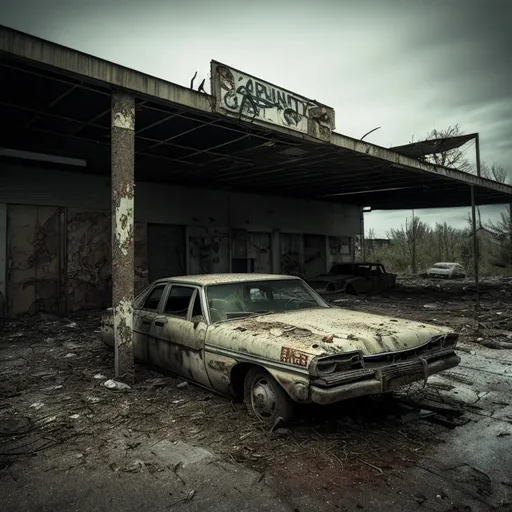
[1,0,511,236]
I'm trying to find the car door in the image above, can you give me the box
[134,282,167,363]
[148,284,211,387]
[370,264,382,291]
[374,264,392,292]
[354,264,372,293]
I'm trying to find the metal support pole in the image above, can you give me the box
[470,185,480,307]
[473,133,481,307]
[360,207,365,262]
[111,91,135,382]
[475,134,481,177]
[411,209,417,274]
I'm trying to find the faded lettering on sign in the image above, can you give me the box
[280,347,309,367]
[212,62,334,137]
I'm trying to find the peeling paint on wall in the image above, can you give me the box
[7,205,61,315]
[328,236,353,267]
[134,222,149,294]
[189,225,229,275]
[66,209,111,312]
[247,232,271,273]
[304,234,327,278]
[281,233,304,277]
[114,195,134,257]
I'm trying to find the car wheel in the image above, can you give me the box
[244,368,293,425]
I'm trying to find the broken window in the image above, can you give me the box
[191,293,204,321]
[142,284,166,311]
[164,286,194,318]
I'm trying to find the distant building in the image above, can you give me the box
[365,238,392,253]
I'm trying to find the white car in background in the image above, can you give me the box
[427,262,466,279]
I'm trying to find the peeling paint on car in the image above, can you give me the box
[100,274,460,409]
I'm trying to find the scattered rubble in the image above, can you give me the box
[103,379,131,391]
[1,278,511,511]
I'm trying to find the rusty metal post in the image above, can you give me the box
[411,209,417,274]
[475,134,481,177]
[470,185,480,307]
[111,91,135,382]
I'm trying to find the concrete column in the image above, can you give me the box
[0,203,6,315]
[272,229,281,273]
[111,91,135,382]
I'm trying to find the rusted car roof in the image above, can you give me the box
[154,273,298,286]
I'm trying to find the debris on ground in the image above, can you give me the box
[103,379,131,391]
[1,278,511,511]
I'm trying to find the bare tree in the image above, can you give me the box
[418,124,473,173]
[388,216,430,273]
[366,228,376,260]
[487,205,512,266]
[481,163,509,183]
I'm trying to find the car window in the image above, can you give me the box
[356,265,370,277]
[329,264,354,275]
[164,286,195,318]
[206,279,327,322]
[190,293,205,321]
[142,284,166,311]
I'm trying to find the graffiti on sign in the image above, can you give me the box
[280,346,310,367]
[211,61,335,140]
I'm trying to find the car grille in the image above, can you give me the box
[312,368,375,388]
[312,350,455,389]
[364,335,457,366]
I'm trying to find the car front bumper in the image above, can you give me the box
[310,353,460,405]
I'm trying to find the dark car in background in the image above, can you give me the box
[307,263,397,295]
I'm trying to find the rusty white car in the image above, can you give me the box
[101,274,460,425]
[427,262,466,279]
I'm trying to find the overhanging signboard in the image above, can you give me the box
[211,60,336,142]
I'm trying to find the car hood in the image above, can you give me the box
[210,307,454,357]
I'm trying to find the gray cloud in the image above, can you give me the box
[1,0,511,236]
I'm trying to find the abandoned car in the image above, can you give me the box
[101,274,460,424]
[307,263,397,295]
[427,262,467,279]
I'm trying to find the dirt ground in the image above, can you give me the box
[1,277,512,511]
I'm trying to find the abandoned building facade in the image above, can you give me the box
[1,26,511,321]
[0,164,360,316]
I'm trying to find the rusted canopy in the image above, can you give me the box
[1,25,512,211]
[390,134,476,159]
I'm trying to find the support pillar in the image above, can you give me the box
[111,91,135,382]
[470,185,480,307]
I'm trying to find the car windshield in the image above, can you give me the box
[205,279,328,322]
[329,264,354,275]
[433,263,452,269]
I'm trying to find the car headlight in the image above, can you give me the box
[308,351,364,377]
